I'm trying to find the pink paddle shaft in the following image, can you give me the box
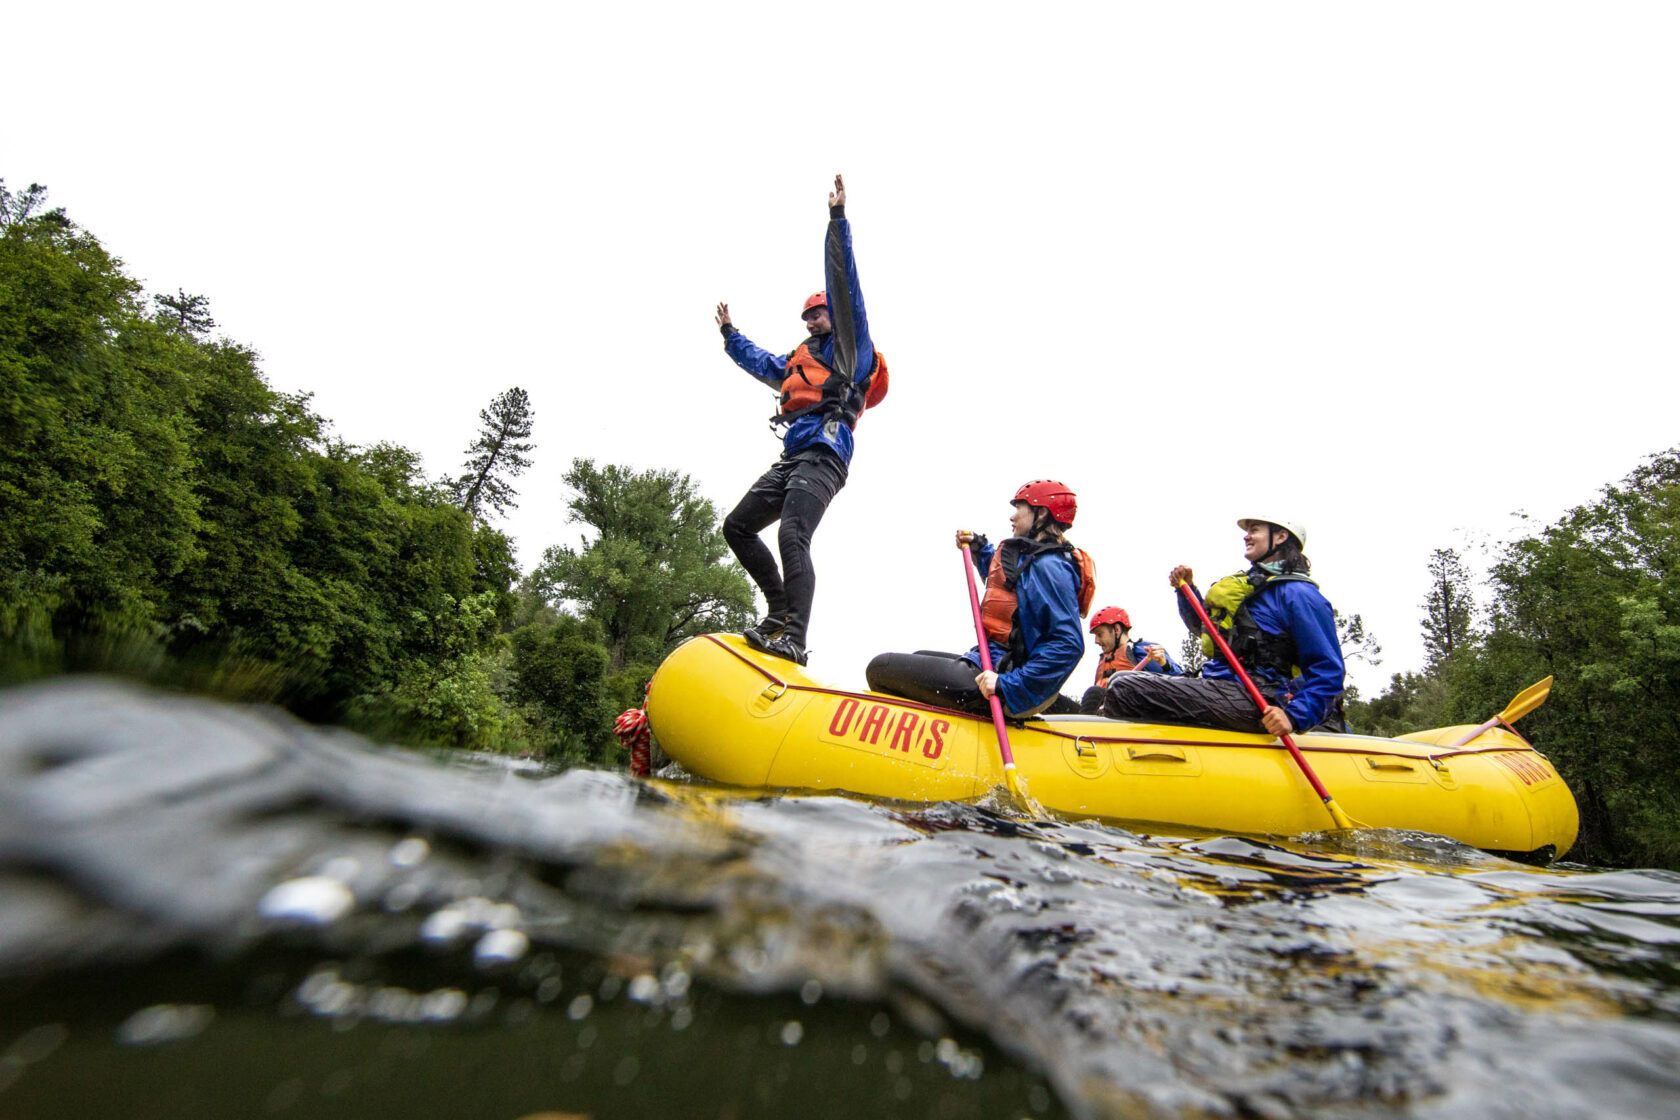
[1176,581,1335,805]
[960,544,1018,770]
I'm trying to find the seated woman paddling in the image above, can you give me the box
[867,480,1094,718]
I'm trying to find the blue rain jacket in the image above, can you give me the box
[722,207,875,466]
[963,539,1086,716]
[1180,576,1345,731]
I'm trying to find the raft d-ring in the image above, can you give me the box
[1074,736,1094,758]
[758,682,787,703]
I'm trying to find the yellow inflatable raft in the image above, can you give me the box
[647,635,1579,860]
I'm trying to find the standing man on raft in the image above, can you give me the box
[714,173,886,666]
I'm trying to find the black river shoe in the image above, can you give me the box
[742,613,788,646]
[745,630,807,666]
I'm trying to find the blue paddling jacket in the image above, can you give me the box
[721,205,875,466]
[964,539,1087,716]
[1179,574,1346,731]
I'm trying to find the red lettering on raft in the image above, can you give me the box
[921,719,948,760]
[829,698,859,737]
[859,705,889,746]
[889,711,919,753]
[1492,753,1554,786]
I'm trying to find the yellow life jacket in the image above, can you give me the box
[1199,569,1318,675]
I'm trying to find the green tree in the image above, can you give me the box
[1447,449,1680,867]
[506,611,614,763]
[1421,547,1476,670]
[533,459,754,673]
[153,289,216,338]
[0,181,515,749]
[0,187,201,641]
[1335,609,1382,670]
[0,179,56,228]
[452,387,534,520]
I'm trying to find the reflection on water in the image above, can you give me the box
[1,681,1677,1119]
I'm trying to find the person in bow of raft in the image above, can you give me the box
[714,173,887,666]
[867,481,1095,718]
[1100,517,1347,735]
[1076,606,1184,714]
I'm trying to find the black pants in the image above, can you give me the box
[722,448,847,647]
[866,651,1081,718]
[867,651,989,715]
[1099,673,1278,734]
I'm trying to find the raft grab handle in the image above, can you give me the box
[1127,746,1189,763]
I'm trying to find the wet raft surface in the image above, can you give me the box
[2,681,1679,1119]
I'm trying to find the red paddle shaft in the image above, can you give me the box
[960,543,1019,772]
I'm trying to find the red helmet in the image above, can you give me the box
[1089,606,1131,633]
[1013,479,1077,527]
[801,292,827,315]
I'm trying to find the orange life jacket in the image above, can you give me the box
[1093,646,1137,688]
[979,538,1096,654]
[774,340,889,428]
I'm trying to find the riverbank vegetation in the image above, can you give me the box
[4,179,1675,867]
[0,179,749,763]
[1348,452,1680,868]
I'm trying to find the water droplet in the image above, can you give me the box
[799,979,823,1005]
[417,989,468,1022]
[870,1012,891,1038]
[259,877,354,924]
[390,837,430,867]
[779,1020,803,1046]
[627,974,661,1003]
[613,1054,640,1086]
[116,1004,214,1046]
[670,1006,693,1031]
[851,1044,868,1065]
[474,929,529,966]
[536,976,564,1003]
[567,994,594,1021]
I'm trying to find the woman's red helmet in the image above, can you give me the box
[1013,479,1077,527]
[1089,606,1131,633]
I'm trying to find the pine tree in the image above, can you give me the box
[153,289,217,338]
[453,388,534,519]
[1420,547,1476,670]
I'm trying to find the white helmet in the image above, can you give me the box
[1237,516,1307,548]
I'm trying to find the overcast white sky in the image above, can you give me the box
[8,3,1677,697]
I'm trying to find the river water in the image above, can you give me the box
[1,679,1677,1119]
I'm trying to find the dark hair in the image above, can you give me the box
[1272,530,1311,574]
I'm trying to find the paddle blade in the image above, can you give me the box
[1003,765,1049,821]
[1324,797,1359,831]
[1499,676,1554,725]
